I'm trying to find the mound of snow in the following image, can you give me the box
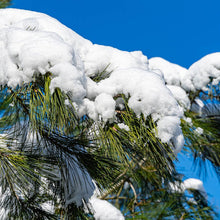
[169,178,207,199]
[0,8,184,152]
[90,196,125,220]
[149,57,194,91]
[189,53,220,90]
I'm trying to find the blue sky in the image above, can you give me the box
[11,0,220,211]
[11,0,220,68]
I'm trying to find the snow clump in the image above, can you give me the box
[89,196,125,220]
[0,8,184,153]
[169,178,207,199]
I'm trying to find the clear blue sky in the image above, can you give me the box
[11,0,220,211]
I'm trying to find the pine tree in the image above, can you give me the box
[0,7,219,219]
[0,0,11,9]
[0,71,218,219]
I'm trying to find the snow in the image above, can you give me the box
[184,117,193,126]
[183,178,207,199]
[194,127,203,135]
[169,178,207,199]
[83,44,148,77]
[149,54,220,114]
[149,57,194,91]
[156,116,184,154]
[89,196,125,220]
[94,93,116,122]
[41,201,54,214]
[84,187,125,220]
[0,9,219,136]
[166,85,190,110]
[0,8,184,153]
[189,53,220,90]
[0,8,219,216]
[149,54,220,93]
[118,123,130,131]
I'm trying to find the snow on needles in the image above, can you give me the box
[1,9,219,154]
[89,196,125,220]
[0,8,219,219]
[169,178,207,199]
[0,8,184,153]
[189,53,220,90]
[149,55,220,93]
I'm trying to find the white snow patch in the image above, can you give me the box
[169,178,207,199]
[83,45,148,77]
[118,123,130,131]
[195,127,203,135]
[156,116,184,154]
[189,53,220,90]
[167,85,190,110]
[184,117,192,125]
[183,178,207,199]
[90,196,125,220]
[149,57,194,91]
[95,93,116,122]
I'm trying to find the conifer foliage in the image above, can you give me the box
[0,0,11,9]
[0,5,219,220]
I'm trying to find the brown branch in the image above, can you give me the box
[128,180,137,213]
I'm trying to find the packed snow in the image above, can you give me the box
[166,85,190,110]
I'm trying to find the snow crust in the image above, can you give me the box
[148,54,220,151]
[0,8,184,153]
